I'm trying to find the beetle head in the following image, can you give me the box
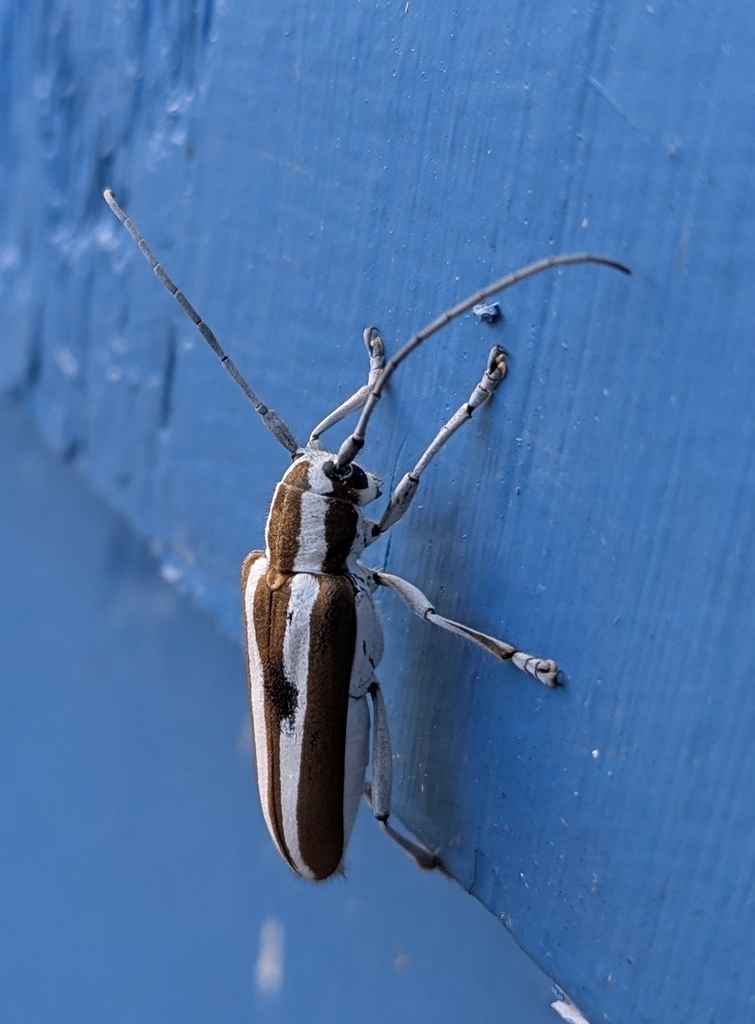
[284,449,382,506]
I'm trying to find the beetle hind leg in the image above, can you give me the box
[365,681,448,875]
[372,796,447,874]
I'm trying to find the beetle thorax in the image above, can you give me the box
[264,451,380,575]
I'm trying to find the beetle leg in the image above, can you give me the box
[365,681,446,874]
[308,328,385,446]
[376,345,507,533]
[374,570,560,688]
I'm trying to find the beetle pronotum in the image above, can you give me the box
[103,189,629,880]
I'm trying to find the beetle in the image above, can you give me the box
[103,189,629,879]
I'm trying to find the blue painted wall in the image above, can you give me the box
[2,1,755,1021]
[0,398,558,1023]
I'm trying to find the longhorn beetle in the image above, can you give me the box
[103,189,629,880]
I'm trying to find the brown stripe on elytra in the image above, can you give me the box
[251,572,299,866]
[266,482,303,574]
[296,575,357,879]
[322,497,359,573]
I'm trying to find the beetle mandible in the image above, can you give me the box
[103,189,629,880]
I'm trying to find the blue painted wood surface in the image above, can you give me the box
[2,1,755,1020]
[0,398,559,1023]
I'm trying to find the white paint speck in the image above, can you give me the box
[255,918,284,995]
[53,347,80,379]
[160,563,183,586]
[552,996,592,1024]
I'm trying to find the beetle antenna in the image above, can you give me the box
[103,189,300,455]
[333,252,630,470]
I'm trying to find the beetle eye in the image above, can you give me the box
[346,465,369,490]
[322,460,369,486]
[321,460,371,491]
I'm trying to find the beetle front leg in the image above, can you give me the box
[375,345,507,534]
[365,681,446,873]
[374,570,561,687]
[308,328,385,446]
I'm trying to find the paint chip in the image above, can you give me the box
[552,997,591,1024]
[472,301,502,323]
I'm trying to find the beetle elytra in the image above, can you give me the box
[103,189,629,880]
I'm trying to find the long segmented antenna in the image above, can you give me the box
[103,189,300,455]
[334,252,630,470]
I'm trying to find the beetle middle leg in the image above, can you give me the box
[364,680,447,873]
[374,570,560,688]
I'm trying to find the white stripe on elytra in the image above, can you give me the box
[244,557,280,856]
[246,560,320,878]
[278,574,320,879]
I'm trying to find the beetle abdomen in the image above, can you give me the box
[242,552,357,879]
